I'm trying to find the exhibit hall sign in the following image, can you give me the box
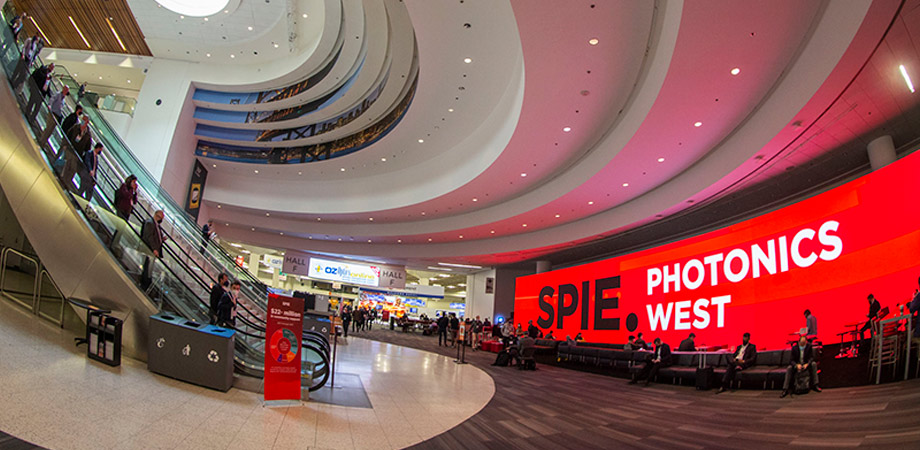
[264,293,304,401]
[282,252,406,288]
[514,151,920,349]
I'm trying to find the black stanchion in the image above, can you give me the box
[454,331,468,365]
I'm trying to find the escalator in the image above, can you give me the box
[0,12,330,391]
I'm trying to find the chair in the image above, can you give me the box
[519,346,536,370]
[869,320,901,383]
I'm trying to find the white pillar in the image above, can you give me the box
[867,135,896,170]
[247,252,260,279]
[536,260,552,273]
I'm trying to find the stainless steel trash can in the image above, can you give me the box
[147,312,235,391]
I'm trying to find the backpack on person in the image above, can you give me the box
[793,370,811,395]
[492,350,511,367]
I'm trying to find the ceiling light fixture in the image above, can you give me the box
[254,169,259,173]
[428,238,433,241]
[206,53,211,57]
[622,183,629,187]
[69,17,91,49]
[212,164,216,168]
[900,64,915,93]
[265,213,270,216]
[490,230,495,234]
[418,139,424,143]
[730,67,741,75]
[463,57,472,63]
[230,243,242,247]
[458,235,463,239]
[340,168,345,172]
[105,18,127,52]
[563,127,571,132]
[154,0,231,17]
[522,224,528,227]
[448,108,454,112]
[368,218,374,221]
[381,157,386,162]
[555,214,560,218]
[273,43,279,48]
[203,17,208,21]
[438,274,451,278]
[588,38,599,45]
[521,173,527,177]
[438,262,483,269]
[657,157,665,163]
[230,54,235,58]
[694,121,703,127]
[28,17,52,46]
[472,198,478,202]
[247,26,253,31]
[588,201,594,205]
[302,13,308,18]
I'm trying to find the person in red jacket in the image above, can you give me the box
[114,175,138,221]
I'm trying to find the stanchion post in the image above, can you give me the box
[330,324,338,388]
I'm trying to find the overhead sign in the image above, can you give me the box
[308,257,380,287]
[515,151,920,349]
[263,255,283,270]
[264,294,304,402]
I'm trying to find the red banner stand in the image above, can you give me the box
[264,294,305,403]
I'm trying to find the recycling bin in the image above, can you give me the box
[147,312,235,391]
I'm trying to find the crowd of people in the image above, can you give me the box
[339,306,377,337]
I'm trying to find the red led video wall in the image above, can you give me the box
[514,151,920,349]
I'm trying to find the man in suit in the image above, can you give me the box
[859,294,882,340]
[804,309,818,338]
[437,313,450,346]
[718,332,757,393]
[629,338,671,386]
[140,210,166,290]
[79,143,102,200]
[678,333,696,351]
[781,335,821,397]
[208,273,229,325]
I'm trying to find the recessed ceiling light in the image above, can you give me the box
[694,121,702,127]
[520,173,527,177]
[302,13,308,18]
[522,224,528,227]
[98,76,103,80]
[217,204,221,208]
[622,183,629,187]
[369,218,374,221]
[273,43,279,48]
[458,235,463,239]
[555,214,560,218]
[730,67,741,75]
[254,169,259,173]
[428,238,433,242]
[180,15,185,19]
[588,38,599,45]
[250,228,255,231]
[127,79,131,83]
[298,171,302,175]
[448,108,454,112]
[900,64,915,93]
[212,164,216,168]
[247,26,253,31]
[206,53,211,57]
[588,201,594,205]
[338,238,342,241]
[397,239,402,243]
[265,213,270,216]
[490,230,495,234]
[316,218,321,221]
[563,127,571,132]
[418,139,424,143]
[421,212,426,215]
[340,168,345,171]
[472,198,478,202]
[367,240,372,243]
[203,17,208,21]
[279,232,283,235]
[381,157,386,162]
[657,157,665,163]
[230,54,235,58]
[463,57,472,63]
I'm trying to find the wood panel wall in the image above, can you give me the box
[10,0,152,56]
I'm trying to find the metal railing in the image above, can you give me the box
[0,247,39,312]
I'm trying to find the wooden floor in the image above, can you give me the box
[352,327,920,450]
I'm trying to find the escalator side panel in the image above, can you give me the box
[0,77,158,360]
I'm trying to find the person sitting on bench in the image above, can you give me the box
[781,335,822,398]
[678,333,696,351]
[629,338,671,386]
[718,332,757,393]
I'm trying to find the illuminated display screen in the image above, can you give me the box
[514,151,920,348]
[308,257,379,287]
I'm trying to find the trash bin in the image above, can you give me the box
[147,312,235,391]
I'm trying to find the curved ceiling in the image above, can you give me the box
[195,0,904,269]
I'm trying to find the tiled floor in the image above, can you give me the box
[0,300,495,450]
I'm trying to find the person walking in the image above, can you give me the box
[79,143,103,200]
[437,313,449,346]
[9,13,26,40]
[140,210,166,290]
[341,307,352,338]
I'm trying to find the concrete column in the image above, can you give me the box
[247,252,260,279]
[271,267,280,288]
[536,260,552,273]
[867,135,896,170]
